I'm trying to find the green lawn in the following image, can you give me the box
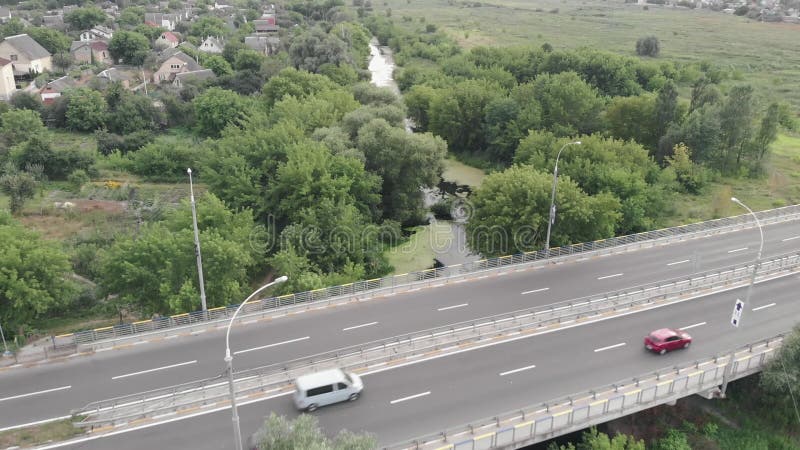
[377,0,800,109]
[385,221,453,274]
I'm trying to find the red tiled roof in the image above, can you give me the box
[90,41,108,51]
[161,31,179,42]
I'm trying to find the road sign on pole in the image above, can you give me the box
[731,299,744,328]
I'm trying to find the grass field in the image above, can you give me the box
[378,0,800,109]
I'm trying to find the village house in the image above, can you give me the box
[0,57,16,100]
[144,12,186,31]
[198,36,224,54]
[96,67,134,89]
[0,34,52,76]
[70,40,112,65]
[80,25,114,42]
[39,75,76,104]
[244,35,280,55]
[253,13,279,34]
[42,15,65,30]
[153,50,202,82]
[0,7,12,24]
[173,68,215,88]
[155,31,180,49]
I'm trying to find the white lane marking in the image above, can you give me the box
[234,336,310,355]
[437,303,468,311]
[112,360,197,380]
[521,287,550,295]
[0,415,72,432]
[728,247,748,253]
[594,342,626,353]
[597,273,623,280]
[342,321,379,331]
[783,236,800,242]
[753,303,776,311]
[0,385,72,403]
[679,322,707,330]
[499,364,537,376]
[667,259,691,266]
[390,391,431,405]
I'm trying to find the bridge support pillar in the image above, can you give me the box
[665,399,677,406]
[697,387,723,400]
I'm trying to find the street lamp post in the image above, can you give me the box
[0,322,12,357]
[721,197,764,395]
[225,276,288,450]
[544,141,581,255]
[187,168,207,313]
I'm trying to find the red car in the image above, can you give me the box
[644,328,692,354]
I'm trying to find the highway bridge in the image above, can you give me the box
[1,208,799,449]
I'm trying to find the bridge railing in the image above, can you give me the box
[383,334,785,450]
[73,251,800,426]
[68,204,800,348]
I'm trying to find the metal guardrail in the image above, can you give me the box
[73,249,800,426]
[66,204,800,347]
[384,334,785,450]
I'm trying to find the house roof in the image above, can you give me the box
[0,57,11,67]
[162,51,202,72]
[4,34,51,60]
[43,75,75,92]
[90,41,109,51]
[160,31,179,42]
[200,36,223,48]
[98,67,132,82]
[0,7,11,17]
[174,69,215,82]
[70,41,89,52]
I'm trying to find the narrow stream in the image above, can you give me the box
[367,39,479,267]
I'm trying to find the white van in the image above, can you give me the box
[293,368,363,412]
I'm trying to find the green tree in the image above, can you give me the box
[106,90,162,134]
[357,118,446,224]
[665,143,708,194]
[466,165,620,257]
[604,94,659,151]
[653,80,682,160]
[0,109,46,146]
[403,84,437,132]
[9,91,42,112]
[288,26,351,73]
[26,27,70,54]
[65,88,107,131]
[651,429,691,450]
[0,211,75,336]
[251,413,376,450]
[761,324,800,401]
[99,194,260,315]
[193,87,247,137]
[0,165,37,215]
[718,84,755,171]
[549,427,645,450]
[233,48,266,72]
[261,67,338,108]
[64,6,106,30]
[118,6,145,28]
[108,30,151,66]
[751,102,780,160]
[202,54,233,76]
[530,71,604,136]
[189,16,227,39]
[428,78,504,156]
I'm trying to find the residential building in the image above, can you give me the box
[0,7,12,24]
[97,67,134,89]
[70,40,112,64]
[244,35,280,55]
[153,50,202,82]
[173,68,215,87]
[198,36,224,53]
[39,75,75,104]
[155,31,180,49]
[0,34,52,76]
[80,25,114,42]
[253,13,279,34]
[0,57,16,100]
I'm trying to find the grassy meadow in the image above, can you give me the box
[378,0,800,109]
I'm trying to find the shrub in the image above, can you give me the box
[67,169,90,194]
[636,36,660,57]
